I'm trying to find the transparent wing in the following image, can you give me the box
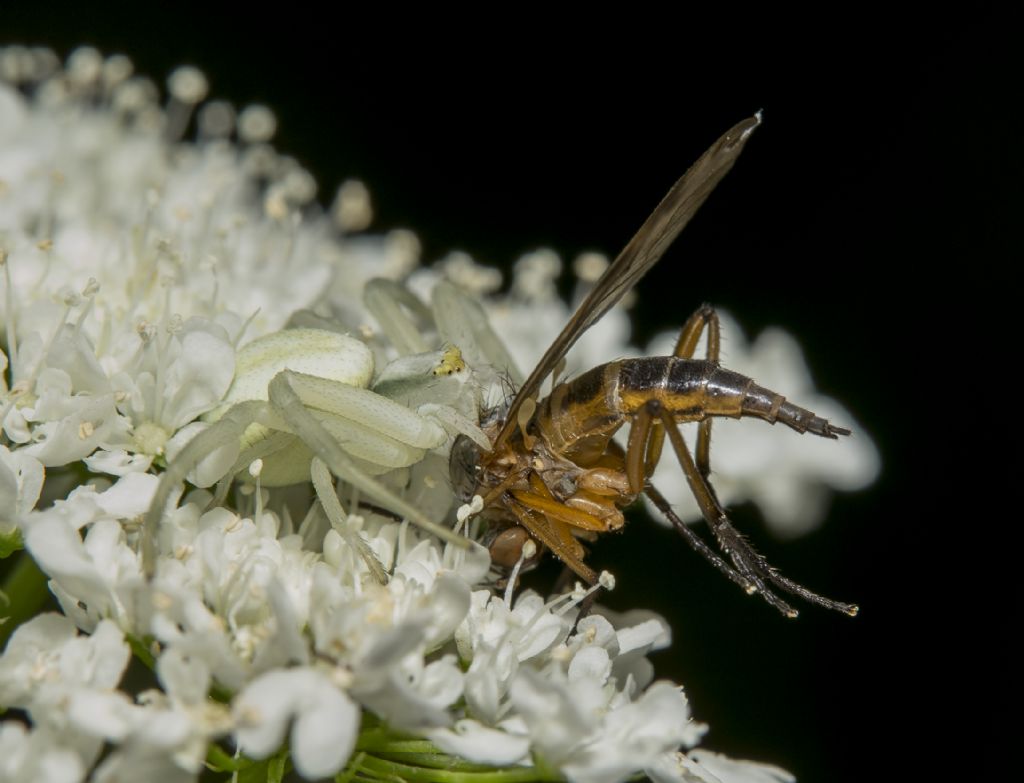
[493,113,762,450]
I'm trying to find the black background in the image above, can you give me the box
[6,7,1014,782]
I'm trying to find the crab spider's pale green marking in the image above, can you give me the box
[142,280,505,579]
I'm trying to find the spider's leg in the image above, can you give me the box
[431,280,525,387]
[654,399,858,617]
[142,399,266,577]
[268,370,469,548]
[202,430,296,513]
[363,278,434,356]
[310,457,389,584]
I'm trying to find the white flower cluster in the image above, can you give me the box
[0,46,872,783]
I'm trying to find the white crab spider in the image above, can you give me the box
[142,279,504,579]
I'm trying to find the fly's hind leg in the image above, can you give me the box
[645,304,721,480]
[626,399,755,597]
[504,497,598,585]
[641,398,857,617]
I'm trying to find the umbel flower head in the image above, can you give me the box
[0,46,878,783]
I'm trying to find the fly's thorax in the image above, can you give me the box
[535,362,626,464]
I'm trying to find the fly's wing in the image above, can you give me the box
[492,113,762,451]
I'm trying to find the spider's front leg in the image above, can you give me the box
[143,328,480,579]
[265,369,468,548]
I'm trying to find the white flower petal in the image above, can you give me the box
[82,448,154,476]
[422,572,471,648]
[162,323,235,428]
[75,620,132,690]
[291,684,359,779]
[0,720,87,783]
[616,617,671,655]
[93,472,159,519]
[156,648,211,707]
[647,752,720,783]
[23,393,130,467]
[687,751,795,783]
[0,444,44,526]
[426,719,531,766]
[164,421,240,488]
[568,646,612,685]
[234,668,358,778]
[509,667,591,763]
[233,670,306,757]
[25,516,107,597]
[560,683,696,783]
[67,690,136,741]
[46,330,110,395]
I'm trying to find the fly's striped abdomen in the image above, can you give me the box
[618,358,730,417]
[538,357,847,463]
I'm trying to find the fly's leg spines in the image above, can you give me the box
[652,397,799,616]
[633,397,858,617]
[626,398,780,604]
[671,303,721,361]
[645,483,755,594]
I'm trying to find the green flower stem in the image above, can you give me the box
[355,729,503,771]
[127,632,233,704]
[0,551,50,648]
[126,633,157,670]
[0,527,23,559]
[373,752,501,772]
[349,753,563,783]
[355,728,440,754]
[336,751,368,783]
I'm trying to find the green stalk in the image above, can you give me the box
[347,753,563,783]
[0,552,50,648]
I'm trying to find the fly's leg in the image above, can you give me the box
[645,304,721,480]
[658,400,859,616]
[626,399,755,595]
[638,398,857,617]
[675,304,720,481]
[645,483,756,595]
[504,497,598,584]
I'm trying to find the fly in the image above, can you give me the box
[450,113,857,618]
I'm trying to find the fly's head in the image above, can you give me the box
[449,433,484,504]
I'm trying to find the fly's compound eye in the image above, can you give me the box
[449,433,483,504]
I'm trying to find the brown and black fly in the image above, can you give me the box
[450,114,858,618]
